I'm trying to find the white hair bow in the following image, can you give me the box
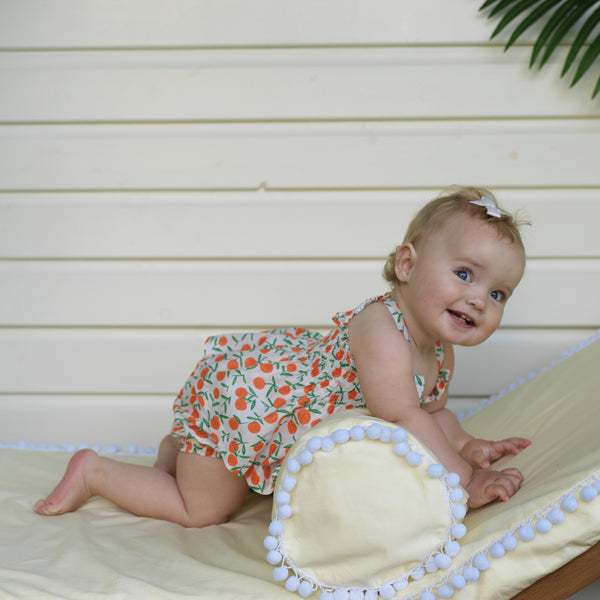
[470,196,507,218]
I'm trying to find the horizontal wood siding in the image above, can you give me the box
[0,1,507,48]
[0,0,598,447]
[0,189,597,258]
[2,48,599,122]
[2,121,600,190]
[0,260,597,327]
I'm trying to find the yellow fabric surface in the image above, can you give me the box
[0,450,283,600]
[0,338,598,599]
[453,337,600,599]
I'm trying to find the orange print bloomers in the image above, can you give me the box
[171,293,449,494]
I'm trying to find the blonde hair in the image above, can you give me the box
[382,186,528,287]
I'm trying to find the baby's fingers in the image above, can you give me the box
[490,468,524,502]
[500,437,531,454]
[488,438,531,462]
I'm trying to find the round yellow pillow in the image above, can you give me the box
[264,410,468,599]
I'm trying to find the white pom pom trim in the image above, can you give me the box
[0,439,158,456]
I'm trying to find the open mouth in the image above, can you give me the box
[448,310,475,327]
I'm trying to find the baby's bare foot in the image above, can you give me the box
[34,449,97,516]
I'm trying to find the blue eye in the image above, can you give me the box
[455,269,471,282]
[490,290,504,302]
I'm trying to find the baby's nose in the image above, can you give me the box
[467,294,486,311]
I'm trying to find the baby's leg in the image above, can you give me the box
[153,434,180,475]
[175,451,250,526]
[34,449,249,527]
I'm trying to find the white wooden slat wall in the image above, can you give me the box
[1,0,599,449]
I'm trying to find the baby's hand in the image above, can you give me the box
[465,468,524,508]
[460,437,530,469]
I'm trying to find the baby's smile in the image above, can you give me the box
[447,309,475,328]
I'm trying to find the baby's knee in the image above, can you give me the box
[176,451,249,527]
[178,486,248,528]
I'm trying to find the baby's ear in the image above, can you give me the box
[394,243,417,283]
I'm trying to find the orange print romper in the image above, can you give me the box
[172,293,450,494]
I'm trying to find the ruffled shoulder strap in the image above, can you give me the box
[377,294,450,404]
[333,293,450,403]
[377,293,411,343]
[331,294,390,329]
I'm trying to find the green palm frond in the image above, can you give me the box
[480,0,600,98]
[538,1,596,67]
[562,4,600,75]
[491,0,563,46]
[533,0,587,66]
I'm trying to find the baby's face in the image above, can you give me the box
[399,215,525,347]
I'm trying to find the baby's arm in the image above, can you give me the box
[348,305,474,488]
[347,304,525,507]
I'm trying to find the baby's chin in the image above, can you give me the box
[440,329,492,348]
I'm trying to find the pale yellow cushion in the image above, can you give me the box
[1,336,599,600]
[267,412,467,598]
